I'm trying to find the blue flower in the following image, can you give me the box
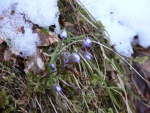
[59,29,67,39]
[50,63,56,70]
[83,51,92,60]
[63,51,71,63]
[69,53,80,63]
[83,37,92,47]
[53,84,62,93]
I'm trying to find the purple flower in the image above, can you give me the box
[69,53,80,63]
[83,51,92,60]
[53,84,62,93]
[50,63,56,70]
[63,51,71,63]
[59,29,67,39]
[83,37,92,47]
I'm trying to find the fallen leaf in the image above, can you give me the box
[24,51,45,74]
[36,57,45,70]
[49,32,59,44]
[33,28,59,46]
[33,28,50,46]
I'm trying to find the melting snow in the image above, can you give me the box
[79,0,150,57]
[0,0,59,56]
[1,0,150,57]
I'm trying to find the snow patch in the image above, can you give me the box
[79,0,150,57]
[0,0,59,56]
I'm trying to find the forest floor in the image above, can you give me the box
[0,0,149,113]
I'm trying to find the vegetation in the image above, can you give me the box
[0,0,146,113]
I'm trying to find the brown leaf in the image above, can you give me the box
[33,28,59,46]
[48,32,59,44]
[24,51,45,74]
[36,57,45,71]
[34,28,50,46]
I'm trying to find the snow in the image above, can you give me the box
[79,0,150,57]
[1,0,150,57]
[0,0,59,56]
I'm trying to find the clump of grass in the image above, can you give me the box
[0,0,139,113]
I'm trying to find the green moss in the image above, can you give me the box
[133,56,148,64]
[0,89,8,108]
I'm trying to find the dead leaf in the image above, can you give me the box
[36,57,45,70]
[33,28,50,46]
[49,32,59,44]
[24,51,45,74]
[33,28,59,46]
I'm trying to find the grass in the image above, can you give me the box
[0,0,143,113]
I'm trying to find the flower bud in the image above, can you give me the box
[83,51,92,60]
[63,51,71,63]
[83,37,92,47]
[50,63,56,70]
[53,84,62,93]
[59,29,67,39]
[69,53,80,63]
